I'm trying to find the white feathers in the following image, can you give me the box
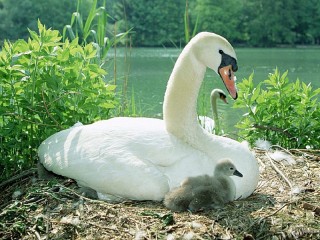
[290,186,301,195]
[198,116,215,132]
[71,121,83,128]
[269,150,296,165]
[254,139,271,150]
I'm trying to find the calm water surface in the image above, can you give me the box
[107,48,320,134]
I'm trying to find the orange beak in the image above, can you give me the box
[218,65,238,100]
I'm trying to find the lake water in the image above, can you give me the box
[107,47,320,134]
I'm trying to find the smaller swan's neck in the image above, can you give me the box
[163,46,206,142]
[211,95,220,134]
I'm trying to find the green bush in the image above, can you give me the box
[233,69,320,149]
[0,20,117,180]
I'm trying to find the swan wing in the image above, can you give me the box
[38,117,195,200]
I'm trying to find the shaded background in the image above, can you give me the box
[0,0,320,47]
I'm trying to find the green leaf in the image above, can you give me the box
[139,211,174,226]
[28,29,40,42]
[83,0,98,41]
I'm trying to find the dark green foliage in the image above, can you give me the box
[1,0,320,46]
[233,69,320,149]
[112,0,185,46]
[191,0,244,43]
[0,21,117,181]
[191,0,320,46]
[0,0,89,41]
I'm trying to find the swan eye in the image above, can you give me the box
[219,50,224,54]
[230,167,234,171]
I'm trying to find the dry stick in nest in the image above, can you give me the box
[291,149,320,161]
[0,168,37,190]
[265,152,293,190]
[246,201,293,237]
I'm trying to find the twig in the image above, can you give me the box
[302,202,320,216]
[24,196,44,205]
[247,201,293,234]
[30,228,42,240]
[41,89,61,129]
[271,145,295,158]
[290,149,320,161]
[291,148,320,153]
[265,152,293,189]
[263,202,292,219]
[1,112,58,127]
[253,124,293,138]
[256,156,266,169]
[0,168,37,189]
[87,222,121,232]
[58,185,102,203]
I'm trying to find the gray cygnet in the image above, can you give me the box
[164,159,243,212]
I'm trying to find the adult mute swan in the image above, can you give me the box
[38,32,259,201]
[198,89,227,134]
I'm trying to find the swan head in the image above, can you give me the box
[191,32,238,99]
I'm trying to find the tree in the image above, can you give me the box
[0,0,81,41]
[304,0,320,44]
[190,0,245,44]
[113,0,185,47]
[242,0,296,46]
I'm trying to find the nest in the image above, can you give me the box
[0,148,319,239]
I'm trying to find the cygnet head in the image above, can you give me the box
[215,159,243,177]
[190,32,238,99]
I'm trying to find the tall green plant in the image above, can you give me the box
[184,0,199,44]
[63,0,130,63]
[233,69,320,149]
[0,20,117,180]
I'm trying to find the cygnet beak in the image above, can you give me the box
[233,169,243,177]
[220,95,228,104]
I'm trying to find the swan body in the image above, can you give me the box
[198,115,215,133]
[164,159,242,212]
[38,32,259,201]
[198,89,227,134]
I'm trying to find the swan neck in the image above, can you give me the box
[163,46,206,139]
[211,96,220,132]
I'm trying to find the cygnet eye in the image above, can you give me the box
[230,167,234,170]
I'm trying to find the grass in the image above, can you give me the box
[1,148,319,239]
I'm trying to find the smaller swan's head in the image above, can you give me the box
[211,88,228,104]
[215,159,243,177]
[191,32,238,99]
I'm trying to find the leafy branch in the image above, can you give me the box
[234,69,320,149]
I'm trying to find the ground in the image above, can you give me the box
[0,148,319,239]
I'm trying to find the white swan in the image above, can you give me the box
[38,32,259,201]
[198,88,227,134]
